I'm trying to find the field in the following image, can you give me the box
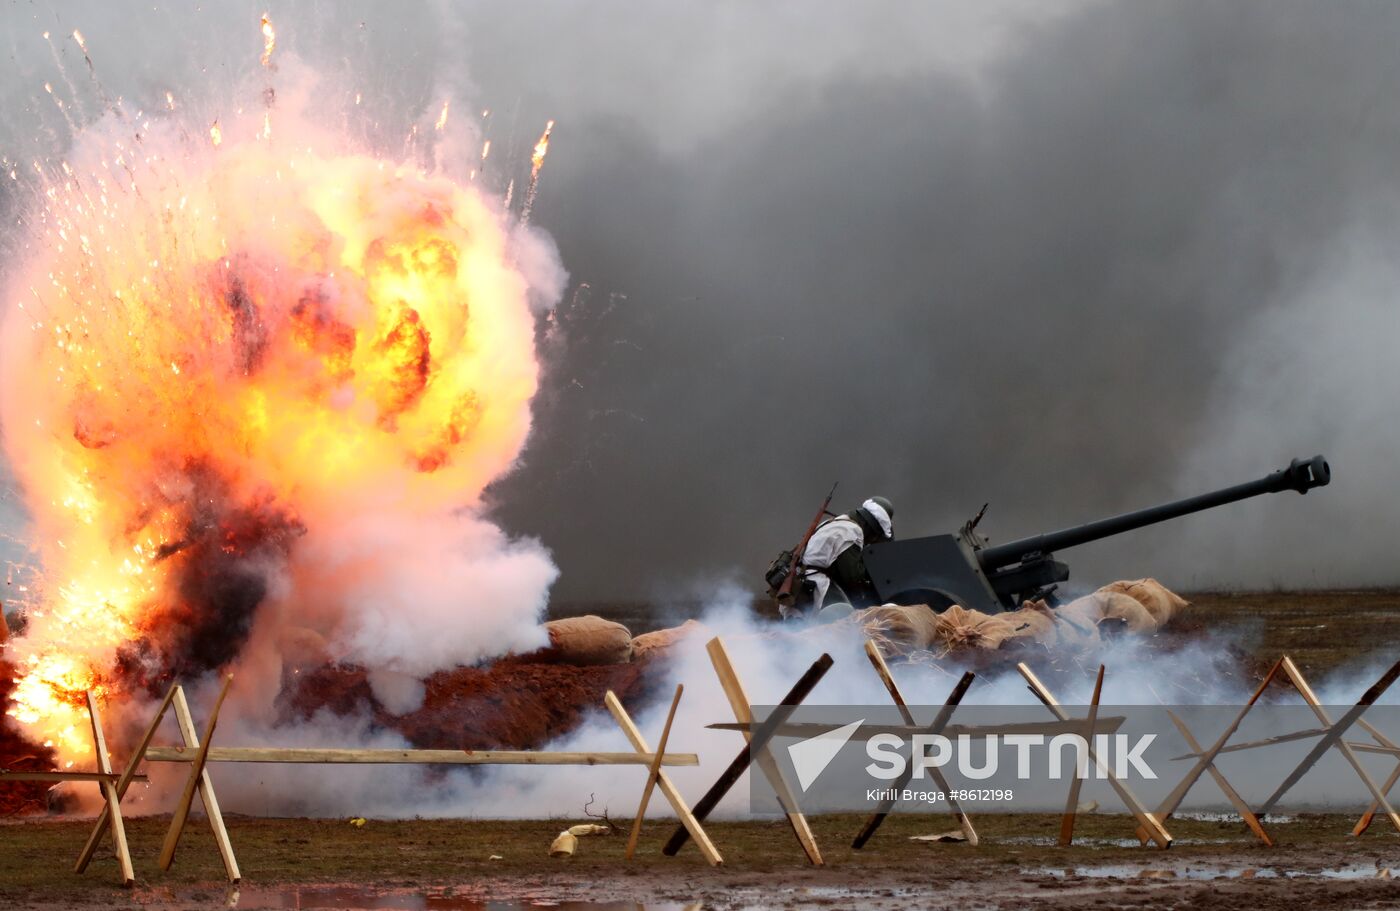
[3,589,1400,910]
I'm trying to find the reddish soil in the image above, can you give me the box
[0,646,667,818]
[277,653,663,750]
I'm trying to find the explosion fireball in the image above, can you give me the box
[0,26,563,760]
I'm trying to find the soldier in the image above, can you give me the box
[784,497,894,619]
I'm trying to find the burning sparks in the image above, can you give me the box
[435,99,450,132]
[210,120,222,146]
[260,14,277,68]
[521,120,556,226]
[530,119,555,179]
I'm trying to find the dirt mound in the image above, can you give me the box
[278,653,662,750]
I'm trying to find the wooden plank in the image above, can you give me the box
[160,676,232,871]
[1258,658,1400,824]
[708,636,823,865]
[1165,710,1272,846]
[1168,726,1332,760]
[708,718,1125,739]
[605,690,722,867]
[171,685,241,883]
[144,746,699,766]
[76,682,178,874]
[853,668,976,849]
[1059,665,1105,846]
[1350,742,1400,757]
[1018,663,1173,848]
[1,770,139,783]
[625,683,683,860]
[1138,658,1282,844]
[85,692,134,886]
[862,638,978,846]
[663,653,834,857]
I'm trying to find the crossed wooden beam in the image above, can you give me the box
[685,637,979,859]
[1143,658,1284,846]
[77,676,241,883]
[1017,662,1173,848]
[854,640,977,848]
[663,638,833,864]
[1153,655,1400,840]
[0,691,144,885]
[74,674,713,880]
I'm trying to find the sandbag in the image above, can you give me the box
[539,616,633,666]
[1096,591,1157,633]
[1099,578,1188,626]
[631,619,705,660]
[930,605,1020,652]
[279,626,332,669]
[548,831,578,857]
[856,604,940,654]
[1047,595,1103,648]
[1005,601,1059,648]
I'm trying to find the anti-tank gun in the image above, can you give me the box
[861,455,1331,613]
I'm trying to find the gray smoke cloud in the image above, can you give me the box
[1,1,1397,607]
[486,0,1400,600]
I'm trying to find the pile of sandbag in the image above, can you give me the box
[854,578,1189,657]
[534,615,706,666]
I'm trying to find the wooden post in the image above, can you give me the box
[707,637,823,865]
[1018,663,1173,848]
[662,653,833,857]
[159,675,233,873]
[853,669,975,850]
[605,690,723,866]
[1059,665,1105,846]
[1352,716,1400,836]
[85,692,135,886]
[169,683,242,881]
[1259,657,1400,827]
[76,682,178,874]
[1164,711,1273,846]
[858,639,978,847]
[625,683,683,860]
[1136,659,1281,846]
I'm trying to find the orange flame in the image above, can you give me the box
[2,126,545,759]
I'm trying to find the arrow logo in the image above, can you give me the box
[787,718,864,791]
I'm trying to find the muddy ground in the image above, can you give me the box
[3,813,1400,910]
[4,589,1400,909]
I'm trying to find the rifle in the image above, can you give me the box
[773,482,838,606]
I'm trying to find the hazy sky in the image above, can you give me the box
[4,1,1399,603]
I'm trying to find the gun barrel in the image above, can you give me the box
[978,455,1330,570]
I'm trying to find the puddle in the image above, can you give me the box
[1175,811,1295,824]
[212,887,700,910]
[1029,864,1393,881]
[1000,836,1237,848]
